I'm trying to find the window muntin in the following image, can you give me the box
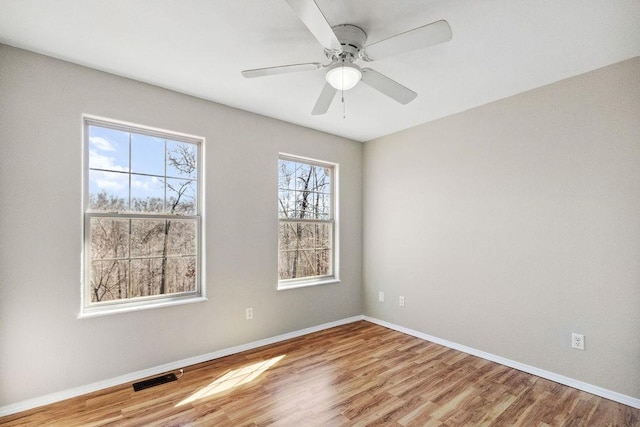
[82,117,203,316]
[278,155,337,288]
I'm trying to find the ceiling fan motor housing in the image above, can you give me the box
[326,24,367,61]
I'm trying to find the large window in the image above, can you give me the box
[81,116,204,317]
[278,154,338,289]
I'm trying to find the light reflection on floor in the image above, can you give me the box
[176,355,285,407]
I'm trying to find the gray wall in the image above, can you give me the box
[1,41,638,407]
[0,45,363,405]
[363,57,640,398]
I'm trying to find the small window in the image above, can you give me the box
[81,116,204,317]
[278,154,338,289]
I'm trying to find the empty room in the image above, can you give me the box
[0,0,639,425]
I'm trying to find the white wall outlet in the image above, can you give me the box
[246,307,253,320]
[571,333,584,350]
[399,296,405,307]
[378,291,384,302]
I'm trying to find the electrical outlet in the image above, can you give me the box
[399,296,405,307]
[571,333,584,350]
[246,307,253,320]
[378,291,384,302]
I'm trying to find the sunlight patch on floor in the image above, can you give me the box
[176,355,285,406]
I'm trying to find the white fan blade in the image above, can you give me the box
[284,0,342,52]
[242,62,322,78]
[311,83,337,115]
[363,20,452,61]
[360,68,417,104]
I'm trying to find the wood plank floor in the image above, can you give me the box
[1,321,639,426]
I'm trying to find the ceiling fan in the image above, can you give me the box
[241,0,452,115]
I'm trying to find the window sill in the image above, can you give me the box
[277,278,340,291]
[78,295,207,319]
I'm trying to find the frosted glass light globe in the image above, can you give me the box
[326,62,362,91]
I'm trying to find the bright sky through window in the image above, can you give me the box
[88,125,197,213]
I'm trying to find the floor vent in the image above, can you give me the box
[132,373,178,392]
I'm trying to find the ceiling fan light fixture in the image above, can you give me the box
[326,62,362,91]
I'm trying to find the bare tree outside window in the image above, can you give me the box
[278,156,335,287]
[83,119,202,313]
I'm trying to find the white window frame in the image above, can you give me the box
[277,153,339,290]
[80,115,206,318]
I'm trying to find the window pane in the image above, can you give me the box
[90,218,129,260]
[278,160,295,190]
[165,256,197,293]
[89,170,129,211]
[88,126,129,172]
[313,167,331,193]
[316,249,331,275]
[278,222,331,279]
[317,193,331,219]
[130,219,165,257]
[278,190,295,219]
[167,140,197,179]
[131,219,196,257]
[90,260,129,302]
[167,220,197,256]
[166,178,196,214]
[294,190,321,219]
[298,191,331,219]
[131,134,165,176]
[295,163,312,191]
[130,258,163,297]
[131,174,164,212]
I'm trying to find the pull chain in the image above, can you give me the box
[341,63,347,119]
[342,88,346,119]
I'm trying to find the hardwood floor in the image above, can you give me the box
[2,321,638,426]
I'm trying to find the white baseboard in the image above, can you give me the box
[0,315,365,417]
[3,314,637,417]
[363,316,640,410]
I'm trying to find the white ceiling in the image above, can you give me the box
[1,0,639,142]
